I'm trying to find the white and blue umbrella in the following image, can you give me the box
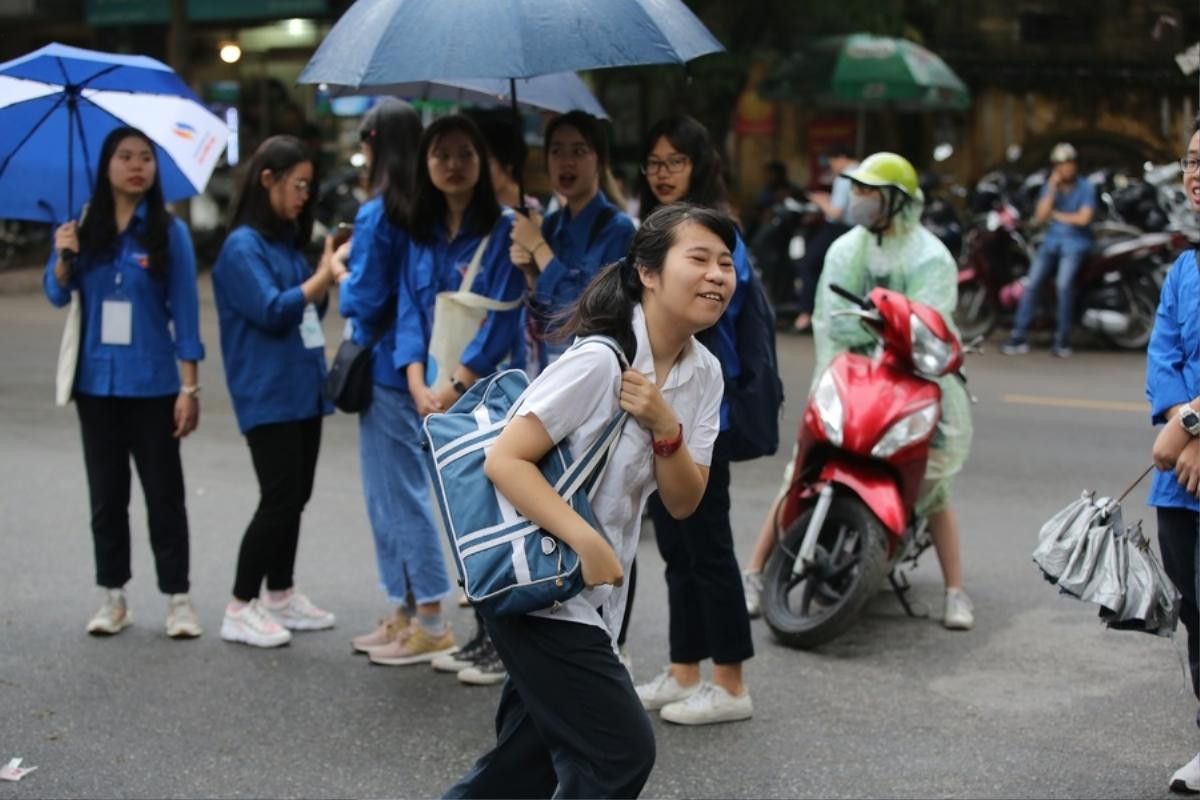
[0,43,228,223]
[327,73,610,119]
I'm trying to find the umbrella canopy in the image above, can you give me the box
[1032,482,1180,637]
[326,72,609,119]
[0,43,227,223]
[760,34,970,111]
[299,0,724,87]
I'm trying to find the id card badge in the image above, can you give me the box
[299,303,325,349]
[100,299,133,345]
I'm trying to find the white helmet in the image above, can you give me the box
[1050,142,1078,164]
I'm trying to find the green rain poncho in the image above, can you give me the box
[810,197,973,516]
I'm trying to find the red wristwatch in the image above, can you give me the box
[652,423,684,457]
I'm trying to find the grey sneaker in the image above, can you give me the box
[742,569,764,619]
[87,589,131,635]
[260,589,335,631]
[635,667,700,711]
[1000,340,1029,355]
[165,594,203,638]
[943,588,975,630]
[660,682,753,725]
[1050,345,1073,358]
[457,645,507,686]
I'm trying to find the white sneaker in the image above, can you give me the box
[260,589,335,631]
[221,600,291,648]
[86,589,131,635]
[635,667,700,711]
[1171,753,1200,794]
[943,588,975,630]
[660,682,753,725]
[743,569,764,619]
[165,594,203,638]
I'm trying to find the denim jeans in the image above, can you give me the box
[358,383,452,605]
[1011,236,1090,349]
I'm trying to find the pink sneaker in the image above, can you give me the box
[220,600,291,648]
[351,610,410,654]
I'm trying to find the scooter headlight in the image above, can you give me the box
[813,368,844,446]
[910,313,954,377]
[871,402,939,459]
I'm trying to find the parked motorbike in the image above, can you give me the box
[748,193,824,308]
[762,283,968,648]
[920,173,965,261]
[955,169,1175,349]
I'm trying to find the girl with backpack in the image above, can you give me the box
[628,115,756,726]
[211,135,339,648]
[44,126,205,639]
[386,114,526,668]
[509,110,636,373]
[445,202,735,799]
[327,99,431,659]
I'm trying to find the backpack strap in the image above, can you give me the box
[570,333,629,371]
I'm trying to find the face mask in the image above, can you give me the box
[845,192,885,229]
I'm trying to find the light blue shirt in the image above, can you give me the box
[1145,250,1200,511]
[43,203,204,397]
[1042,179,1095,247]
[212,225,333,434]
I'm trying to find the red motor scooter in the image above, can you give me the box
[762,284,969,649]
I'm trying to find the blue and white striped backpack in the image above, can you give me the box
[421,336,628,617]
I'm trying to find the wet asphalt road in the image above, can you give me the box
[0,279,1194,799]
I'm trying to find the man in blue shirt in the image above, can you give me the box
[1002,142,1095,357]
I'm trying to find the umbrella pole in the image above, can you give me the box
[510,78,527,215]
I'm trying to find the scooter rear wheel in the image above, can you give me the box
[762,494,890,649]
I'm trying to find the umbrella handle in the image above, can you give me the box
[1116,465,1155,505]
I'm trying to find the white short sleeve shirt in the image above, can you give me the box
[518,303,724,640]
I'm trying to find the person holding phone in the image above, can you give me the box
[212,135,339,648]
[1002,142,1095,358]
[43,126,205,639]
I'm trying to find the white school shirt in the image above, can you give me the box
[519,303,724,641]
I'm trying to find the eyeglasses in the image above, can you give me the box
[1180,157,1200,174]
[641,155,690,176]
[292,179,312,194]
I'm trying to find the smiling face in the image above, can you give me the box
[261,161,313,222]
[640,221,735,333]
[547,124,600,206]
[1185,131,1200,212]
[646,136,693,206]
[427,129,480,203]
[108,135,156,198]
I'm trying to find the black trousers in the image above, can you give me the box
[796,221,849,315]
[75,393,190,594]
[445,615,656,799]
[232,416,322,601]
[647,439,754,666]
[1158,506,1200,700]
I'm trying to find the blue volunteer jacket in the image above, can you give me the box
[534,191,636,315]
[212,224,333,434]
[1145,249,1200,512]
[338,197,408,390]
[43,202,205,397]
[393,211,526,380]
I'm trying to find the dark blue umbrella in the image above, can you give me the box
[298,0,724,207]
[327,73,610,119]
[0,43,228,223]
[299,0,724,85]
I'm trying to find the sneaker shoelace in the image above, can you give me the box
[244,601,281,632]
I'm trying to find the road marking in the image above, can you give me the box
[1002,393,1149,414]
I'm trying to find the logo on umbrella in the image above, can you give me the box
[172,121,197,140]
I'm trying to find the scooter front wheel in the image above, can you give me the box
[762,494,890,649]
